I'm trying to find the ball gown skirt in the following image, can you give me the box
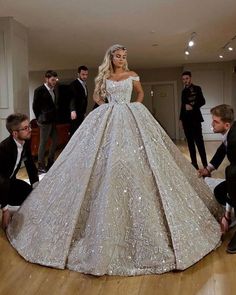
[7,77,222,276]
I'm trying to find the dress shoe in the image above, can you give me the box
[227,231,236,253]
[38,163,47,174]
[46,159,54,171]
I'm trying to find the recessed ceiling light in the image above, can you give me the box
[219,55,223,58]
[185,50,190,55]
[228,47,233,51]
[188,40,194,47]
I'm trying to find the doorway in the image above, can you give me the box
[142,81,179,140]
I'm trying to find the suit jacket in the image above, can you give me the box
[69,79,88,116]
[210,121,236,172]
[0,136,39,208]
[179,84,205,123]
[33,84,57,124]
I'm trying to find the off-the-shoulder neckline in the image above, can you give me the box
[106,76,139,82]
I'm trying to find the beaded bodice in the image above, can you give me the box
[106,76,140,104]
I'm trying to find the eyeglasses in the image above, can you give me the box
[15,124,32,132]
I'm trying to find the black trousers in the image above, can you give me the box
[214,181,232,206]
[214,166,236,209]
[38,123,57,165]
[8,178,32,206]
[182,120,208,169]
[70,115,85,137]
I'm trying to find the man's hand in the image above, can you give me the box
[221,212,231,234]
[198,168,211,178]
[185,104,193,111]
[71,111,77,120]
[2,209,11,231]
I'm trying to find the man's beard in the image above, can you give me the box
[19,134,31,141]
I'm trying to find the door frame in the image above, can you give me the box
[142,81,179,140]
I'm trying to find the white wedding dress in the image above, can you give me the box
[7,76,222,276]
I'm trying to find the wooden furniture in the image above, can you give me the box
[30,120,70,157]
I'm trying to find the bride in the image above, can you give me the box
[7,44,222,276]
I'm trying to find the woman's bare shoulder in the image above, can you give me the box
[127,70,138,77]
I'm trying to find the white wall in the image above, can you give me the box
[183,62,235,140]
[232,61,236,113]
[0,17,29,141]
[28,61,236,140]
[137,67,183,109]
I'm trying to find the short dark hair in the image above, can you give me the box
[182,71,192,77]
[45,70,58,78]
[78,65,88,73]
[6,113,29,134]
[210,104,234,124]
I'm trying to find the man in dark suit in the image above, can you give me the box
[199,104,236,252]
[33,70,58,173]
[179,71,208,169]
[0,113,39,230]
[69,65,88,137]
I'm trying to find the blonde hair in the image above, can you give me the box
[94,44,129,99]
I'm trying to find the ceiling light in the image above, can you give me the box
[188,40,194,47]
[219,35,236,58]
[184,32,197,56]
[188,32,197,47]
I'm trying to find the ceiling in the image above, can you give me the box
[1,0,236,71]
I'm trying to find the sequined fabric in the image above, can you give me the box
[7,76,222,276]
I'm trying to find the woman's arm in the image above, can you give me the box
[130,71,144,103]
[133,81,144,103]
[93,92,105,105]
